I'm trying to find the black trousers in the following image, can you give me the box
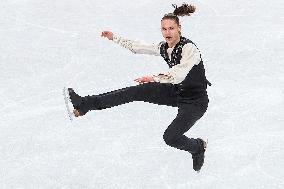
[84,82,209,154]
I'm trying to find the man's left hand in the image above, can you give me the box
[134,76,155,84]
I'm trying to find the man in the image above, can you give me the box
[67,4,210,172]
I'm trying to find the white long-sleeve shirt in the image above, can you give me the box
[112,35,201,84]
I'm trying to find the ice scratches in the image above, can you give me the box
[214,132,284,187]
[198,1,220,15]
[9,15,78,38]
[159,164,172,189]
[256,134,284,186]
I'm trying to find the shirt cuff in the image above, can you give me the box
[112,35,121,43]
[152,74,174,83]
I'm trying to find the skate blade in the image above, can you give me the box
[63,87,75,122]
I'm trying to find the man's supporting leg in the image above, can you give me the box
[163,102,207,153]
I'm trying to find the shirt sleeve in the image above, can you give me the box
[112,35,162,56]
[152,43,201,84]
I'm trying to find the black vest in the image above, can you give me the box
[160,36,210,98]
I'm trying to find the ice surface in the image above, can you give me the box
[0,0,283,188]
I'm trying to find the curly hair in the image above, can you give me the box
[162,3,196,25]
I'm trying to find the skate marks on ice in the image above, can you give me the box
[9,15,78,38]
[205,133,284,188]
[2,1,79,38]
[256,134,284,186]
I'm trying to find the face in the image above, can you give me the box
[161,19,181,48]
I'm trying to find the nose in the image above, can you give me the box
[164,29,171,35]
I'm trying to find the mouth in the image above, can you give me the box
[165,36,172,40]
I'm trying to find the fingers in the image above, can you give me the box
[134,77,145,82]
[134,77,153,84]
[101,31,113,40]
[136,81,146,85]
[134,78,143,84]
[101,31,108,37]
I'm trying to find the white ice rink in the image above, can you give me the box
[1,0,283,188]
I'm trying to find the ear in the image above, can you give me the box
[178,25,181,34]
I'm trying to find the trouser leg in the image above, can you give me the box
[163,97,208,153]
[84,82,178,111]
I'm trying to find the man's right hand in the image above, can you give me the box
[101,31,114,40]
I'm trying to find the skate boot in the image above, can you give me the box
[68,88,88,117]
[191,138,207,172]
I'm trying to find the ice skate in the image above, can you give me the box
[191,138,208,172]
[67,88,88,117]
